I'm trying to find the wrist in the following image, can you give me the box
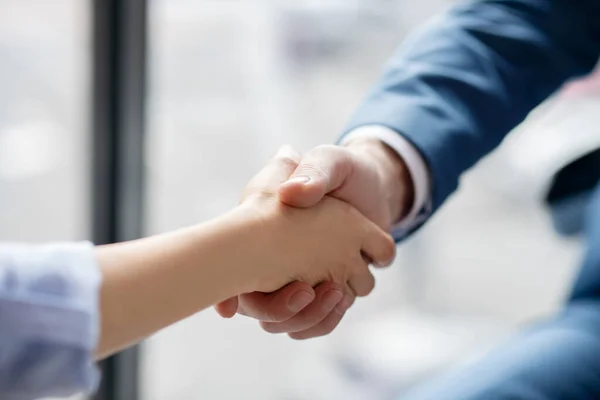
[345,137,414,223]
[201,206,270,295]
[221,200,299,293]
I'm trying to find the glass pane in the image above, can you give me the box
[0,0,89,243]
[144,1,581,399]
[0,1,90,399]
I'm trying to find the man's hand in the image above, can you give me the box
[236,148,395,295]
[216,139,414,339]
[280,137,414,230]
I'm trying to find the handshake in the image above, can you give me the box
[214,138,413,339]
[96,137,413,357]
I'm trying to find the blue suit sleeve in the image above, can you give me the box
[344,0,600,215]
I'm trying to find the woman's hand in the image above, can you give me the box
[216,146,395,336]
[240,191,395,296]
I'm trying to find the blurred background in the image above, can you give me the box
[1,0,599,399]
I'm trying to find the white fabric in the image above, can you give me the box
[342,125,432,238]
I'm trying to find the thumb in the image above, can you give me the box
[241,145,302,203]
[279,145,352,207]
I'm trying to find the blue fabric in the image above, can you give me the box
[400,301,600,399]
[341,0,600,397]
[344,0,600,221]
[0,242,101,400]
[545,147,600,236]
[400,184,600,400]
[547,191,591,237]
[569,183,600,302]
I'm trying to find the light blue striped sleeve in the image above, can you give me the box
[0,241,101,400]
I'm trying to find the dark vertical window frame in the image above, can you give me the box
[91,0,148,399]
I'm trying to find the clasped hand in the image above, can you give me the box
[217,140,409,339]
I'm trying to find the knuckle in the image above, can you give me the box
[353,285,367,298]
[352,273,375,297]
[276,145,302,162]
[277,156,299,171]
[362,281,375,297]
[295,162,327,179]
[312,144,338,154]
[310,145,352,173]
[313,144,346,159]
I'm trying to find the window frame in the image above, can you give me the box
[91,0,147,399]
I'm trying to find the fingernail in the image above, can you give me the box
[288,291,314,313]
[285,176,310,185]
[322,290,344,311]
[373,258,394,268]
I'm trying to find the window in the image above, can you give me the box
[0,0,89,243]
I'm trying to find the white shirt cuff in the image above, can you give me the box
[341,125,432,237]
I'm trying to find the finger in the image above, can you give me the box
[279,145,351,208]
[288,307,346,340]
[237,281,315,323]
[289,286,356,340]
[260,282,344,334]
[340,285,356,312]
[361,221,396,268]
[334,283,356,315]
[215,296,239,318]
[348,263,376,297]
[242,145,302,202]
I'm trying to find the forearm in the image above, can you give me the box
[96,207,259,358]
